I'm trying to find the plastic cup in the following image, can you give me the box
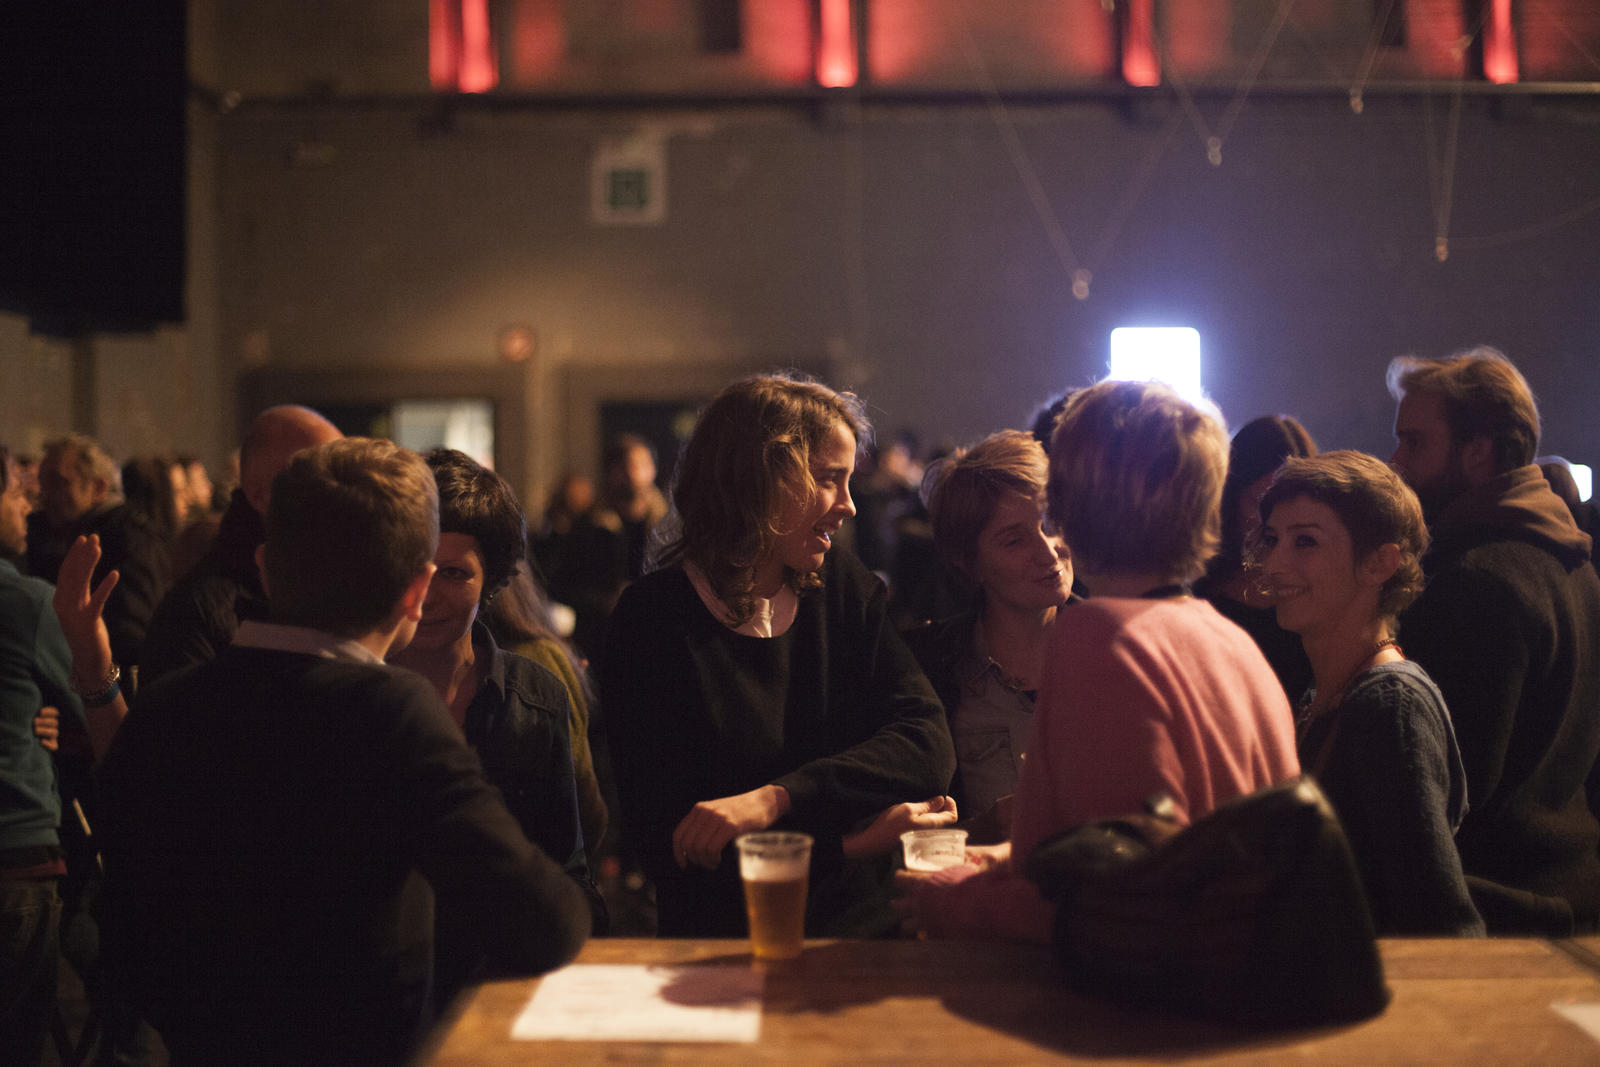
[900,828,968,871]
[735,832,812,960]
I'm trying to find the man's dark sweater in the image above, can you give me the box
[138,489,265,686]
[1400,465,1600,934]
[96,642,590,1065]
[599,548,954,938]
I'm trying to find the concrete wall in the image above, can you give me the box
[210,91,1600,499]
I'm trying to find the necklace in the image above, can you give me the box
[1299,637,1402,735]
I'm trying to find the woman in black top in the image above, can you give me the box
[599,374,956,937]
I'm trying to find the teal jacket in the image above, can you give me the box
[0,558,85,853]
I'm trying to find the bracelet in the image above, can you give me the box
[71,663,120,702]
[82,680,121,708]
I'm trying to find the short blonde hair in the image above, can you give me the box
[924,430,1049,577]
[1047,380,1228,582]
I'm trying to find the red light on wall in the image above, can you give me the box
[430,0,461,90]
[509,0,564,84]
[747,2,814,84]
[430,0,498,93]
[1483,0,1519,84]
[1121,0,1160,87]
[816,0,858,88]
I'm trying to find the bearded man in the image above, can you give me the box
[1389,347,1600,934]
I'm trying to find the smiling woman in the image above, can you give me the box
[387,448,604,1003]
[1256,450,1483,936]
[599,373,957,938]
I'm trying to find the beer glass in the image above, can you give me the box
[735,832,812,960]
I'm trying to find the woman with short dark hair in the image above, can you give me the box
[1256,450,1483,935]
[388,448,602,1000]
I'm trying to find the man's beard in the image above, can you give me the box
[1411,447,1474,526]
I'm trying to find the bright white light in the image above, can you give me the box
[1573,463,1593,503]
[1108,327,1204,406]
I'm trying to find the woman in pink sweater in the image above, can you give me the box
[899,381,1301,942]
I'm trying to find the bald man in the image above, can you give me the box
[139,406,341,685]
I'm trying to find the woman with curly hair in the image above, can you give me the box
[599,373,956,937]
[1257,450,1483,935]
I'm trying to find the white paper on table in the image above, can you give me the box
[511,964,764,1043]
[1553,1002,1600,1045]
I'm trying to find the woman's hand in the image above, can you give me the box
[52,535,118,684]
[672,785,791,870]
[33,706,60,752]
[841,795,959,859]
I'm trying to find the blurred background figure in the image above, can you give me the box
[596,433,668,582]
[27,433,170,671]
[531,471,596,600]
[120,455,185,551]
[854,429,923,576]
[1194,414,1318,701]
[545,437,668,658]
[1539,457,1600,568]
[175,453,216,524]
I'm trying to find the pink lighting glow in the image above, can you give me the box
[1483,0,1519,84]
[1121,0,1160,87]
[430,0,498,94]
[816,0,859,88]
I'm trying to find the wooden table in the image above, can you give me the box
[419,938,1600,1064]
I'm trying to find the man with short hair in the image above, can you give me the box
[139,405,341,684]
[1389,346,1600,934]
[93,439,590,1063]
[26,434,169,669]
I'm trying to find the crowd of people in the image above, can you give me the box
[3,343,1599,1063]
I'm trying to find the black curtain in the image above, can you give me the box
[0,0,186,335]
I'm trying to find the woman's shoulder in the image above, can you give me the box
[1346,659,1446,711]
[494,648,574,716]
[1335,660,1455,747]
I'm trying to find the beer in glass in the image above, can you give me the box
[735,832,812,960]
